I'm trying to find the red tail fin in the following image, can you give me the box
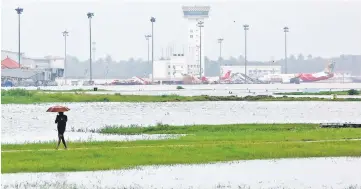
[224,70,231,79]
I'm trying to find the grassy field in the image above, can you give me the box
[2,89,361,104]
[275,89,361,96]
[2,124,361,173]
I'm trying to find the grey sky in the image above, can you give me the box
[1,0,361,62]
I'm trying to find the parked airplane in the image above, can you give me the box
[258,61,336,84]
[258,73,299,84]
[351,76,361,83]
[297,61,335,82]
[131,76,151,85]
[201,70,232,84]
[109,76,150,85]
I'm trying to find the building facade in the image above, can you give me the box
[1,50,65,82]
[153,54,187,81]
[182,6,210,77]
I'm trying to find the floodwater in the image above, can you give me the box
[2,84,361,189]
[2,101,361,144]
[1,132,184,144]
[4,82,361,92]
[3,83,361,97]
[44,90,361,98]
[2,157,361,189]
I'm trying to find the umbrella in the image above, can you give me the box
[46,106,70,112]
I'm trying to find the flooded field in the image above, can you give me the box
[1,132,184,144]
[2,157,361,189]
[3,83,361,96]
[3,83,361,97]
[4,83,361,98]
[43,90,361,98]
[4,82,361,91]
[2,85,361,189]
[2,101,361,144]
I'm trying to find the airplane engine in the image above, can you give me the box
[290,77,300,84]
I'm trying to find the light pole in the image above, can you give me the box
[87,12,94,84]
[145,35,151,65]
[92,41,96,62]
[105,64,109,83]
[243,24,249,84]
[283,26,289,74]
[62,30,69,84]
[150,17,156,83]
[217,38,224,62]
[197,21,204,78]
[15,7,23,68]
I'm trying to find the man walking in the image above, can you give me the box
[55,112,68,149]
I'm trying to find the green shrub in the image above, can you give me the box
[348,89,360,95]
[1,89,34,97]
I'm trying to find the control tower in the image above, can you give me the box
[182,6,210,77]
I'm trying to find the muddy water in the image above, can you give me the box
[2,101,361,144]
[2,157,361,189]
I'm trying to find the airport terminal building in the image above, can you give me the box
[1,50,65,86]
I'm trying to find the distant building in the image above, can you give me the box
[153,54,187,81]
[1,57,52,85]
[1,50,65,81]
[2,68,46,81]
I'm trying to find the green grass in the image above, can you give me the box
[2,124,361,173]
[275,89,361,96]
[2,89,361,104]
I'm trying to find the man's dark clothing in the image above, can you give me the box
[55,114,67,135]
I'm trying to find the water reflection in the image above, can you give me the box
[2,157,361,189]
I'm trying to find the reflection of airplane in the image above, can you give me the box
[258,61,336,84]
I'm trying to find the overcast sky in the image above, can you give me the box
[1,0,361,61]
